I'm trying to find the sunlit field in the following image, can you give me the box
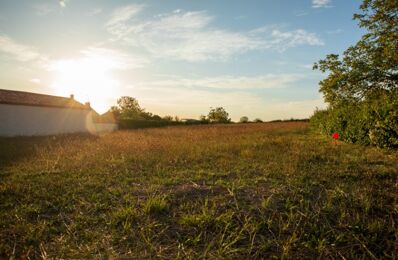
[1,122,397,258]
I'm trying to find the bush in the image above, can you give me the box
[310,90,398,148]
[119,119,180,129]
[367,93,398,148]
[240,116,249,123]
[118,119,210,129]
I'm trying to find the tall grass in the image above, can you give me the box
[0,122,397,258]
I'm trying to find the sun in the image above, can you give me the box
[50,53,121,113]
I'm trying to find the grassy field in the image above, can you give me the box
[0,122,397,258]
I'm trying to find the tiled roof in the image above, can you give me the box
[0,89,91,110]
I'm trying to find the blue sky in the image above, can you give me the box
[0,0,363,120]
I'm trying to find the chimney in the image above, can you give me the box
[85,102,91,108]
[70,94,74,100]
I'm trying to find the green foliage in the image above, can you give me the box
[313,0,398,148]
[119,119,179,129]
[310,90,398,148]
[314,0,398,106]
[199,115,209,123]
[367,91,398,148]
[141,111,162,121]
[110,96,164,122]
[162,115,174,122]
[113,96,144,119]
[239,116,249,123]
[119,118,210,129]
[207,107,231,123]
[109,97,230,128]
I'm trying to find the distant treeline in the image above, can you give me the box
[118,119,210,129]
[108,97,311,130]
[268,118,309,123]
[109,97,231,129]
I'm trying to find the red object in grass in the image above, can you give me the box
[332,132,340,140]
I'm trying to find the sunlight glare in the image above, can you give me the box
[50,53,121,113]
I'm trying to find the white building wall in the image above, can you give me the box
[0,104,94,136]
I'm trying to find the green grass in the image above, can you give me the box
[0,122,397,258]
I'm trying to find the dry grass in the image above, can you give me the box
[0,122,397,258]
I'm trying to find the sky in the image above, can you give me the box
[0,0,364,121]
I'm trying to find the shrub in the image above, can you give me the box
[367,92,398,148]
[240,116,249,123]
[118,119,180,129]
[310,90,398,148]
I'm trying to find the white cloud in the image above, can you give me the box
[0,35,42,62]
[80,47,148,69]
[30,78,41,84]
[106,5,144,38]
[59,0,69,8]
[138,74,302,89]
[49,47,148,73]
[0,35,145,70]
[250,27,324,51]
[105,7,324,62]
[312,0,332,8]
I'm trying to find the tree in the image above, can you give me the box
[199,115,208,123]
[140,111,153,120]
[111,96,144,119]
[207,107,231,123]
[151,115,162,121]
[311,0,398,148]
[313,0,398,107]
[109,105,121,120]
[163,115,174,121]
[254,118,263,123]
[240,116,249,123]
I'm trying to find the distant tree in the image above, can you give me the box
[174,116,180,122]
[111,96,144,119]
[140,111,153,120]
[207,107,231,123]
[151,115,162,121]
[254,118,263,123]
[240,116,249,123]
[199,114,209,123]
[163,115,174,121]
[109,105,121,120]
